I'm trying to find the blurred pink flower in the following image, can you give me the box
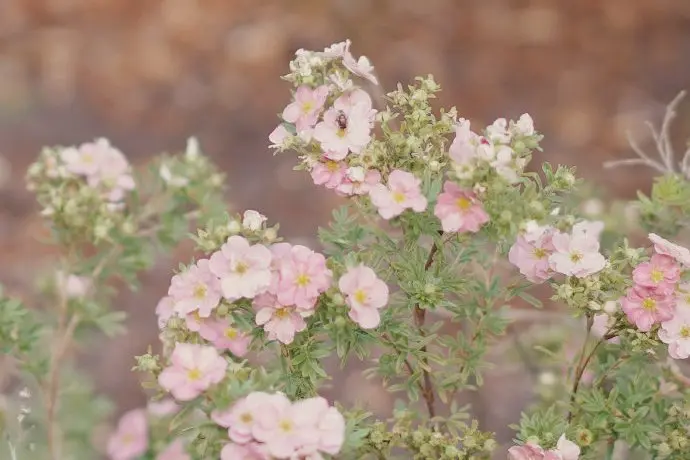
[213,391,274,444]
[158,343,227,401]
[434,181,489,233]
[251,393,316,458]
[339,265,389,329]
[369,170,427,220]
[508,225,555,283]
[155,296,176,329]
[336,167,381,196]
[198,317,251,357]
[549,230,606,277]
[649,233,690,266]
[310,158,347,190]
[106,409,148,460]
[275,245,332,310]
[632,254,680,293]
[253,293,307,344]
[659,307,690,360]
[220,442,266,460]
[156,439,189,460]
[147,398,179,417]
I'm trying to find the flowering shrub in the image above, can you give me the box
[1,40,690,459]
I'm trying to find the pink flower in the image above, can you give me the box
[213,391,273,444]
[253,293,307,344]
[571,220,604,240]
[549,230,606,277]
[198,317,251,357]
[333,89,375,120]
[313,98,373,159]
[158,343,227,401]
[184,310,207,332]
[269,124,291,147]
[106,409,148,460]
[294,397,346,456]
[434,181,489,233]
[57,272,91,299]
[621,285,676,332]
[507,443,547,460]
[208,236,272,301]
[512,113,535,136]
[659,305,690,360]
[155,296,176,329]
[509,225,555,283]
[649,233,690,266]
[369,170,427,219]
[449,119,481,165]
[323,40,378,85]
[282,85,329,132]
[147,399,179,417]
[251,393,315,458]
[555,435,581,460]
[168,259,222,317]
[156,439,190,460]
[591,313,620,344]
[220,443,266,460]
[339,265,389,329]
[310,158,346,189]
[335,167,381,196]
[275,245,332,309]
[632,254,680,292]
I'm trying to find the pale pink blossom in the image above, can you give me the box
[549,230,606,278]
[632,254,680,292]
[659,307,690,360]
[310,158,346,189]
[282,85,329,132]
[507,443,547,460]
[294,397,346,456]
[486,118,512,144]
[106,409,148,460]
[490,145,521,183]
[155,296,176,329]
[254,293,307,344]
[168,259,222,317]
[184,310,207,332]
[60,145,101,177]
[198,317,251,357]
[571,220,605,240]
[313,103,373,159]
[512,113,535,136]
[158,343,227,401]
[213,391,273,444]
[220,443,266,460]
[591,313,620,344]
[339,265,389,329]
[449,119,481,165]
[242,210,267,231]
[156,439,190,460]
[147,398,179,417]
[275,245,332,309]
[334,89,375,121]
[509,225,555,283]
[58,272,91,299]
[84,140,135,202]
[269,124,291,147]
[434,181,489,233]
[323,39,378,85]
[335,167,381,196]
[649,233,690,266]
[369,169,427,219]
[555,435,580,460]
[621,285,676,332]
[209,236,273,301]
[252,393,315,458]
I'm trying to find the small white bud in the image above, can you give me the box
[227,220,241,234]
[242,210,267,231]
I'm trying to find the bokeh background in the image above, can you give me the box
[1,0,690,457]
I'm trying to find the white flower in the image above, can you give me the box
[242,210,267,231]
[512,113,535,136]
[185,137,201,160]
[555,434,581,460]
[159,164,189,187]
[649,233,690,266]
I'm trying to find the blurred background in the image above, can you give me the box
[0,0,689,457]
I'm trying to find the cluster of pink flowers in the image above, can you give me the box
[509,221,606,283]
[621,234,690,359]
[212,392,345,460]
[107,406,188,460]
[59,138,135,204]
[508,435,580,460]
[449,115,534,184]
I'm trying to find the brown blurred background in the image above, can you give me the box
[0,0,689,456]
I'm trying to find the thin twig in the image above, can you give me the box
[566,318,608,422]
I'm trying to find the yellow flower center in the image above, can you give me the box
[296,273,311,287]
[83,153,94,164]
[301,101,314,114]
[642,298,657,311]
[279,419,294,433]
[193,284,207,299]
[240,412,253,424]
[326,160,340,172]
[121,434,133,444]
[680,326,690,338]
[192,311,202,322]
[393,191,406,203]
[187,368,202,381]
[353,289,367,304]
[336,128,347,138]
[570,251,583,263]
[650,269,664,283]
[235,261,248,274]
[533,247,547,259]
[274,308,290,319]
[225,327,238,339]
[456,197,472,211]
